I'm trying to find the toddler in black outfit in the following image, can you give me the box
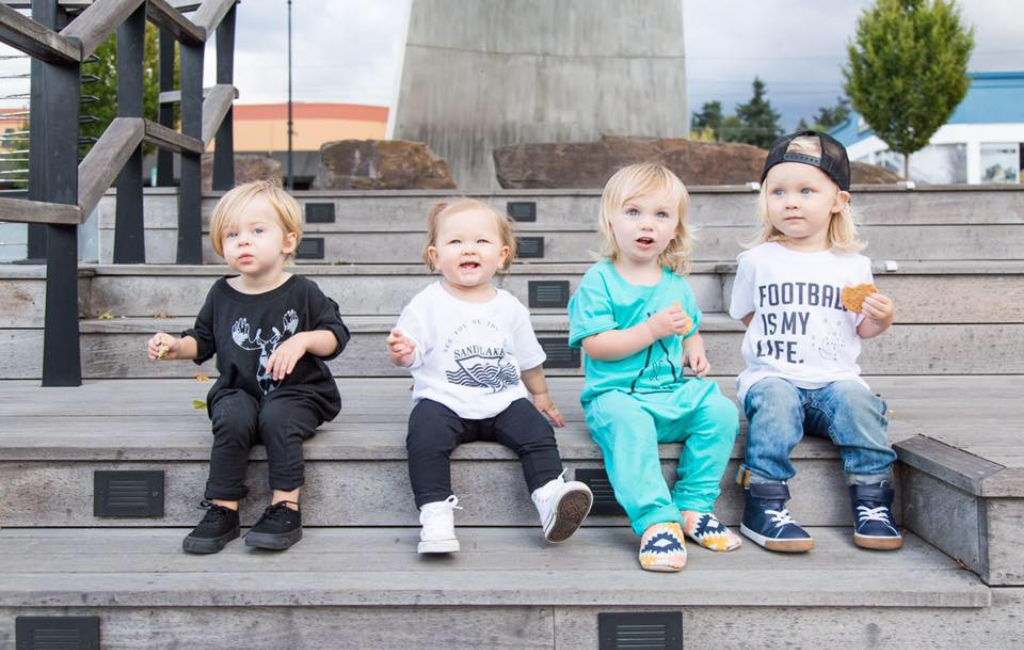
[148,180,349,554]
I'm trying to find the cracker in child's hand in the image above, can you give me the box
[673,301,693,336]
[841,283,878,313]
[156,343,170,359]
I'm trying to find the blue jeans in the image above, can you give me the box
[743,377,895,486]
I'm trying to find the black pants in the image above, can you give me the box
[407,398,564,508]
[205,388,323,501]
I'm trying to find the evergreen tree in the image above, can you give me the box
[80,24,177,158]
[724,77,782,149]
[843,0,974,178]
[691,101,724,140]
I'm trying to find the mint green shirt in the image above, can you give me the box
[568,260,702,404]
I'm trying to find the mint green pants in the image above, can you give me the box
[584,380,738,536]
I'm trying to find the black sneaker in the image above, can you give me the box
[182,501,240,554]
[245,501,303,550]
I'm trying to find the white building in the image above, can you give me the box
[830,72,1024,185]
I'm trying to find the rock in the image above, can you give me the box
[493,135,901,188]
[201,154,283,191]
[313,140,456,190]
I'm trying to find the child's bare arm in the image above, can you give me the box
[386,328,417,367]
[583,305,691,361]
[857,293,895,339]
[148,333,198,361]
[739,312,753,327]
[521,365,564,427]
[266,331,338,381]
[681,331,711,378]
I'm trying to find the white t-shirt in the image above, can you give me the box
[728,242,872,403]
[395,281,547,419]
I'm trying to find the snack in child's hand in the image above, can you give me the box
[673,301,693,336]
[156,343,170,359]
[841,283,878,314]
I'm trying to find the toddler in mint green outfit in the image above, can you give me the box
[568,163,741,572]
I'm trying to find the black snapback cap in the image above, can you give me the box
[761,130,851,191]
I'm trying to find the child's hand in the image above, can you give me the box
[532,391,565,428]
[861,292,895,327]
[646,305,693,340]
[148,332,180,360]
[386,329,417,367]
[266,333,309,381]
[683,349,711,378]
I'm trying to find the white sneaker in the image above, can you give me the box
[417,495,461,554]
[531,473,593,543]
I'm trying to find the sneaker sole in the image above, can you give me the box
[740,523,814,552]
[418,539,460,554]
[639,558,687,572]
[854,533,904,550]
[245,527,303,551]
[182,525,240,554]
[545,488,594,544]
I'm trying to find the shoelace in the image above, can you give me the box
[766,508,796,528]
[856,505,893,524]
[198,500,232,523]
[535,470,568,505]
[258,501,299,523]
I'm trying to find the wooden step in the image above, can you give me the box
[0,527,990,609]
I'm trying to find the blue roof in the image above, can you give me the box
[830,71,1024,146]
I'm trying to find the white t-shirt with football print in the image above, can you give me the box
[396,281,547,419]
[729,242,873,403]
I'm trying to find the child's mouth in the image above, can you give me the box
[636,237,655,246]
[460,261,480,269]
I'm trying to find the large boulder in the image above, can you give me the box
[201,154,282,191]
[314,140,456,190]
[493,135,900,188]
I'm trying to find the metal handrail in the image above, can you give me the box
[0,0,239,386]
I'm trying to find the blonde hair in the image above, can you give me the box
[749,135,865,253]
[421,198,518,271]
[598,163,693,275]
[209,180,304,259]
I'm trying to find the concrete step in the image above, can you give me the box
[5,312,1024,379]
[5,260,1023,325]
[0,376,873,528]
[96,186,1024,265]
[898,435,1024,587]
[0,527,1007,650]
[7,375,1015,529]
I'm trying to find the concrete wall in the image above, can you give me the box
[393,0,688,189]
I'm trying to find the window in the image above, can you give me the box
[980,143,1020,184]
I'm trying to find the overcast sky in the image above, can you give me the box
[1,0,1021,131]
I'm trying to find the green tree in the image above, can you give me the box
[843,0,974,179]
[691,101,724,140]
[802,96,852,132]
[723,77,782,149]
[80,23,178,158]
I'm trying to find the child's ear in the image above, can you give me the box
[426,245,440,270]
[282,231,298,255]
[832,190,851,212]
[499,244,510,268]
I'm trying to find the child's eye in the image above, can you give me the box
[253,227,264,234]
[626,208,640,218]
[225,231,237,239]
[801,188,813,195]
[656,211,670,220]
[477,239,489,244]
[449,239,461,245]
[772,189,785,196]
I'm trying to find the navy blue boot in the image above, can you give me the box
[851,483,903,550]
[740,480,814,552]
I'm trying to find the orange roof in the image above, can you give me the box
[234,103,388,122]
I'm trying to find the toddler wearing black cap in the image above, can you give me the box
[728,131,903,552]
